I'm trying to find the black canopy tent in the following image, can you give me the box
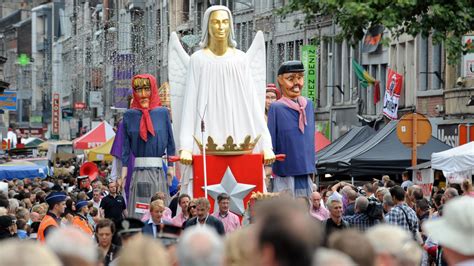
[349,121,451,176]
[316,125,376,174]
[317,121,451,176]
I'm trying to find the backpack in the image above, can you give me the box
[366,198,384,220]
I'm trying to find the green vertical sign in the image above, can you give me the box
[301,45,318,102]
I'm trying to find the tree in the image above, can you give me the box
[278,0,474,64]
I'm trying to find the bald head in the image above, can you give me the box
[311,192,322,209]
[355,196,369,213]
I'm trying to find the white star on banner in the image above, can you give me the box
[203,166,256,215]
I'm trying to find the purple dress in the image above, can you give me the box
[110,121,134,202]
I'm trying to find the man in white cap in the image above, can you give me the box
[423,196,474,266]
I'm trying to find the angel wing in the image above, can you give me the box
[168,32,190,151]
[246,31,267,113]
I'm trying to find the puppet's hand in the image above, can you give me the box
[263,149,276,165]
[180,150,193,165]
[167,166,175,186]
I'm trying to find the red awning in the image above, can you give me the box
[315,131,331,152]
[73,121,115,150]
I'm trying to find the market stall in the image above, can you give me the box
[0,161,49,180]
[73,121,115,150]
[431,141,474,183]
[85,136,115,162]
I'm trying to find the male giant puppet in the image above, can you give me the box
[120,74,176,219]
[168,5,275,195]
[268,61,315,197]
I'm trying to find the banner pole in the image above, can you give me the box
[200,106,208,199]
[412,113,418,167]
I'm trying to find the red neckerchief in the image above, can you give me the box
[130,74,162,142]
[278,96,307,133]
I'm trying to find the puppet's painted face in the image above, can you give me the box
[266,91,278,110]
[208,10,230,42]
[278,72,304,100]
[133,78,152,108]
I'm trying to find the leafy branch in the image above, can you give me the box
[277,0,474,65]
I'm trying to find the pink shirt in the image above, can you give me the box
[171,212,188,227]
[310,206,330,221]
[212,211,241,234]
[141,207,172,222]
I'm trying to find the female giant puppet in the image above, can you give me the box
[120,74,176,218]
[168,5,275,196]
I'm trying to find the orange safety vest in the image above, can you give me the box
[37,214,60,243]
[72,215,94,236]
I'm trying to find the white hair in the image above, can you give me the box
[376,187,389,196]
[177,225,224,266]
[46,226,98,264]
[0,240,61,266]
[8,198,19,213]
[199,5,237,48]
[326,196,342,210]
[313,248,356,266]
[366,224,422,265]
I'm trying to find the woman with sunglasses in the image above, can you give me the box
[183,199,198,228]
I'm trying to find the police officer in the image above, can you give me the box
[38,191,67,242]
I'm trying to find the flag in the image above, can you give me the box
[352,59,380,104]
[383,68,403,120]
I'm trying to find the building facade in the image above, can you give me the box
[0,0,471,144]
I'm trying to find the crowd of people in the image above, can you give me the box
[0,169,473,266]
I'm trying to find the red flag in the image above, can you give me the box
[383,68,403,119]
[374,81,380,104]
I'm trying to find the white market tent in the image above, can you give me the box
[431,141,474,183]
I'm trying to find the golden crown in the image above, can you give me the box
[193,135,261,155]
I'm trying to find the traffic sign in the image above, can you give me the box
[396,113,432,166]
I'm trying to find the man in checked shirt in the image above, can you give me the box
[386,185,420,239]
[344,196,379,231]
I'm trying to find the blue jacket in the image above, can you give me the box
[142,219,173,237]
[183,215,225,235]
[267,100,315,176]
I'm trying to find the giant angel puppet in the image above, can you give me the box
[168,5,275,196]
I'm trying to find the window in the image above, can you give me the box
[287,41,294,60]
[183,0,189,21]
[295,39,303,60]
[277,43,285,69]
[156,8,161,41]
[319,39,330,108]
[233,0,252,11]
[197,2,204,31]
[419,36,443,91]
[247,21,253,48]
[333,41,342,104]
[235,23,241,48]
[241,22,247,50]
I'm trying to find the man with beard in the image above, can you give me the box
[267,61,315,198]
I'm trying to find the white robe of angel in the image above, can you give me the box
[169,32,271,196]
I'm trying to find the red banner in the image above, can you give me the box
[459,124,474,145]
[52,93,60,136]
[193,154,264,216]
[383,68,403,119]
